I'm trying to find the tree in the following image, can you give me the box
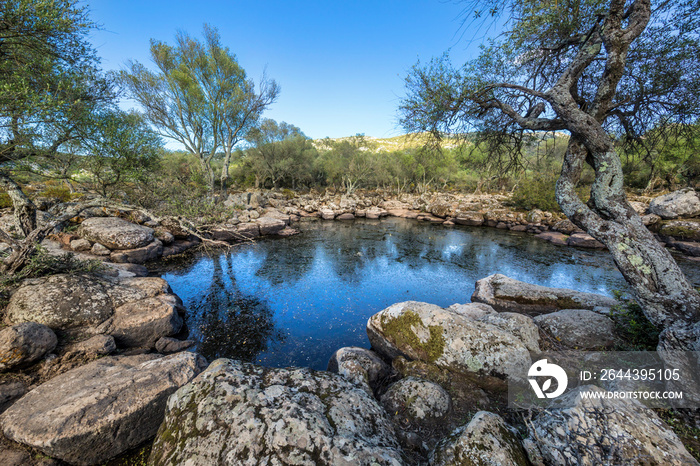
[244,119,316,189]
[0,0,112,236]
[117,25,279,192]
[400,0,700,349]
[318,135,378,194]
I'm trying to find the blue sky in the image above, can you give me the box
[88,0,493,140]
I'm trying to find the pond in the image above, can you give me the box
[158,217,700,370]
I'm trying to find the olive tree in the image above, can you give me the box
[400,0,700,349]
[117,25,279,192]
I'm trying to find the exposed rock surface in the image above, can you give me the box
[566,232,606,249]
[0,322,57,371]
[430,411,529,466]
[0,381,26,414]
[381,376,452,422]
[77,216,154,250]
[525,385,698,466]
[110,239,163,264]
[367,301,531,380]
[1,352,207,465]
[327,346,390,394]
[155,336,195,354]
[149,358,404,466]
[658,219,700,241]
[472,274,617,315]
[534,309,615,349]
[648,188,700,219]
[66,334,116,356]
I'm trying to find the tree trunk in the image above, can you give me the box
[0,173,36,237]
[556,138,700,329]
[219,149,232,191]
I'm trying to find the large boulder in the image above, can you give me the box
[648,188,700,219]
[367,301,531,380]
[256,217,286,235]
[658,219,700,241]
[327,346,390,394]
[77,216,154,250]
[525,385,698,465]
[0,322,57,371]
[430,411,529,466]
[0,352,207,465]
[5,274,113,329]
[381,376,452,422]
[534,309,615,349]
[149,359,404,466]
[472,274,617,315]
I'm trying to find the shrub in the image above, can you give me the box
[0,191,11,209]
[610,295,661,351]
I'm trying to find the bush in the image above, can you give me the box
[39,182,78,203]
[610,296,661,350]
[508,175,561,211]
[0,191,11,209]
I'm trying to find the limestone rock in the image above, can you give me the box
[525,385,698,466]
[257,217,286,235]
[69,238,91,252]
[534,309,615,349]
[336,212,355,220]
[77,217,154,250]
[97,295,183,348]
[366,207,389,219]
[472,274,617,315]
[0,322,57,371]
[367,301,531,380]
[648,188,700,219]
[320,208,336,220]
[453,211,485,226]
[381,376,451,422]
[90,242,111,256]
[110,239,163,264]
[327,346,390,393]
[431,411,529,466]
[6,274,113,329]
[149,359,403,466]
[1,352,207,465]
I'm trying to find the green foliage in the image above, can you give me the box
[508,175,560,212]
[38,181,76,202]
[610,294,661,351]
[0,191,11,208]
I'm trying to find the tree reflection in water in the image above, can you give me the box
[187,254,284,362]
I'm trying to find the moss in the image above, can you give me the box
[659,222,700,241]
[381,310,445,363]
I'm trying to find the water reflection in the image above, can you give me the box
[160,217,700,370]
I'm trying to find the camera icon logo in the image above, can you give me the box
[528,359,568,399]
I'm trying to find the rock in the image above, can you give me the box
[534,309,615,349]
[155,228,175,245]
[0,322,57,371]
[641,213,662,226]
[159,217,190,239]
[367,301,531,380]
[566,232,606,249]
[1,353,207,466]
[97,295,183,348]
[648,188,700,219]
[658,219,700,241]
[162,238,199,257]
[509,224,527,231]
[257,217,286,235]
[431,411,529,466]
[108,262,150,277]
[0,448,31,466]
[67,334,116,356]
[77,217,154,250]
[276,227,300,237]
[366,207,389,219]
[155,336,195,354]
[381,376,451,422]
[320,208,336,220]
[472,274,617,315]
[454,211,484,226]
[0,381,27,414]
[536,231,569,246]
[327,346,390,393]
[6,274,113,329]
[525,385,698,466]
[149,359,404,466]
[552,219,580,235]
[90,242,111,255]
[110,239,163,264]
[235,222,261,239]
[431,203,451,218]
[336,212,355,220]
[69,238,91,252]
[526,209,544,224]
[671,240,700,256]
[249,210,260,220]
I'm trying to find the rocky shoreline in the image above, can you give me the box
[0,188,699,464]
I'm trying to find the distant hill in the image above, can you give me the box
[312,133,462,152]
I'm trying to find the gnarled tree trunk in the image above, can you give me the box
[0,173,36,237]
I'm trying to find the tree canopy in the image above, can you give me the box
[117,24,279,191]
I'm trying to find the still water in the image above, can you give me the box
[159,217,700,370]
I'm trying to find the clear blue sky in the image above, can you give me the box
[87,0,492,140]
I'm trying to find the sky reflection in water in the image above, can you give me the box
[161,218,700,370]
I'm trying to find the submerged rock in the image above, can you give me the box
[367,301,531,381]
[430,411,529,466]
[149,359,403,466]
[525,385,698,465]
[1,352,207,465]
[472,273,617,315]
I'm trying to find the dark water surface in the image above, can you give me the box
[159,218,700,370]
